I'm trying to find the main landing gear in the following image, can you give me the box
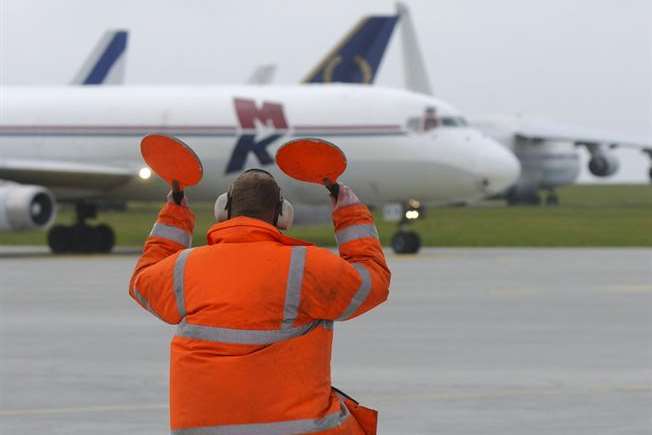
[47,202,115,254]
[506,188,559,206]
[545,189,559,206]
[386,200,423,255]
[506,190,541,206]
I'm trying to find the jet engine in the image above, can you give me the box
[0,183,56,231]
[588,151,619,177]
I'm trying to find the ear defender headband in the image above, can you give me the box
[214,169,294,230]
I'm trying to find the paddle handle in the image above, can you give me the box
[171,180,184,205]
[324,179,340,200]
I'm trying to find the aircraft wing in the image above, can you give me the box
[0,159,136,190]
[513,124,652,152]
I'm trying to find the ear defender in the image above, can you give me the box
[275,199,294,230]
[213,192,230,222]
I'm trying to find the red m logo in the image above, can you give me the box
[226,98,288,174]
[234,98,288,130]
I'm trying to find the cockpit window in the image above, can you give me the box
[406,110,468,133]
[440,117,468,127]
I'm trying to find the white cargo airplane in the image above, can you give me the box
[471,115,652,205]
[0,27,519,255]
[394,2,652,205]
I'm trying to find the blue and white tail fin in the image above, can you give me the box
[302,15,398,84]
[396,2,433,95]
[72,30,128,85]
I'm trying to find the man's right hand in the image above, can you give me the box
[329,183,361,210]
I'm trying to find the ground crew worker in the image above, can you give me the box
[129,168,391,434]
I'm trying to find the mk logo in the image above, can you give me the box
[225,98,288,174]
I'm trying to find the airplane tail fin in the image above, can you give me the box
[72,30,128,85]
[396,2,433,95]
[302,15,398,84]
[247,64,277,85]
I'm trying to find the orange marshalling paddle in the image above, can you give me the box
[140,134,203,204]
[275,138,347,198]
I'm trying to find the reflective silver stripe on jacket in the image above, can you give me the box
[176,319,322,345]
[281,246,306,329]
[150,223,192,248]
[337,263,372,321]
[171,398,350,435]
[173,249,192,318]
[334,224,378,246]
[132,287,161,320]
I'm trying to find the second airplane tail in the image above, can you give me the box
[302,15,398,84]
[71,30,128,85]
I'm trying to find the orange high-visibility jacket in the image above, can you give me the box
[129,201,391,434]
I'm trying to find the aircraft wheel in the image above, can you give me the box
[95,224,116,253]
[391,230,421,254]
[47,222,115,254]
[48,225,72,254]
[545,192,559,206]
[506,196,520,206]
[507,191,541,206]
[71,225,100,253]
[529,193,542,206]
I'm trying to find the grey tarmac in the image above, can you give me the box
[1,248,650,434]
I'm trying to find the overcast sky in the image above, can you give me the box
[1,0,650,182]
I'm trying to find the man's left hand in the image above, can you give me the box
[167,190,188,207]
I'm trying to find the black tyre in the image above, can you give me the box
[545,193,559,206]
[505,190,519,206]
[506,197,519,206]
[48,225,71,254]
[506,190,541,207]
[70,225,99,253]
[391,232,408,254]
[407,231,421,254]
[95,224,115,253]
[528,193,542,206]
[391,231,421,254]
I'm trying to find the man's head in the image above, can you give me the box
[228,169,281,224]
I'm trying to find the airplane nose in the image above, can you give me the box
[476,138,521,195]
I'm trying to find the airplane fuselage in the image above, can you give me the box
[1,84,519,207]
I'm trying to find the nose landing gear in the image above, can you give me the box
[391,229,421,254]
[47,202,116,254]
[385,200,423,255]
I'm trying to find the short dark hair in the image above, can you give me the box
[230,170,280,222]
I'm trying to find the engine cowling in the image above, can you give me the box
[588,152,619,177]
[0,184,56,231]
